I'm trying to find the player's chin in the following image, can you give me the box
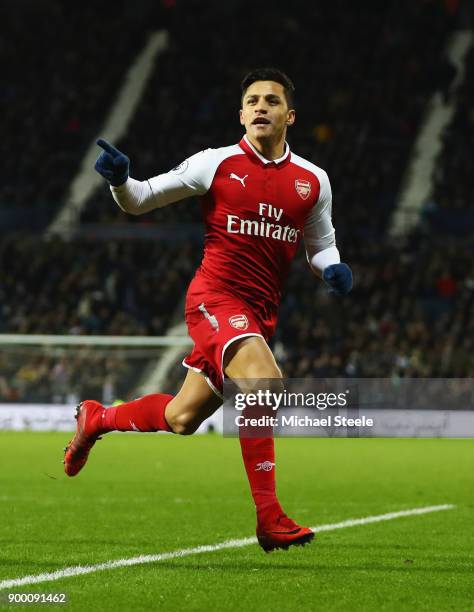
[250,124,274,139]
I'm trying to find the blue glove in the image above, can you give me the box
[323,263,353,296]
[94,138,130,186]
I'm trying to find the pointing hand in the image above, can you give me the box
[94,138,130,186]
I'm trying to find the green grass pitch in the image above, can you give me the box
[0,433,473,611]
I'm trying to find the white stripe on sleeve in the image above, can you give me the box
[303,169,338,275]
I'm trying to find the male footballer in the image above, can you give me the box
[64,68,353,552]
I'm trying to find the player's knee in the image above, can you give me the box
[235,366,284,396]
[168,412,200,435]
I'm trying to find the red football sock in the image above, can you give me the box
[102,393,174,433]
[239,435,284,523]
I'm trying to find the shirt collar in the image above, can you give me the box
[240,134,291,166]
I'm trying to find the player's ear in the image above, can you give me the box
[286,109,295,126]
[239,109,245,126]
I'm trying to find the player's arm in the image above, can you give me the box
[303,170,353,296]
[94,139,212,215]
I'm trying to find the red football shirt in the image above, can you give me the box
[111,135,336,315]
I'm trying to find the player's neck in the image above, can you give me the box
[245,134,286,161]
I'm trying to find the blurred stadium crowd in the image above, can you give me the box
[1,0,472,402]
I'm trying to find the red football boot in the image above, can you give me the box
[256,513,314,553]
[64,401,106,477]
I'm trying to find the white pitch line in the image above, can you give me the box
[0,504,455,590]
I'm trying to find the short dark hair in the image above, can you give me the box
[241,68,295,108]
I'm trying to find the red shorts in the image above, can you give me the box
[183,276,278,397]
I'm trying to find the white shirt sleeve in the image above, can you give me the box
[303,170,340,276]
[109,149,218,215]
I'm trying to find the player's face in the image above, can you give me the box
[240,81,295,142]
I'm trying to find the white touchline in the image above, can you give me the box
[0,504,455,590]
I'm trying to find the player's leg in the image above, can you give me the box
[165,369,222,434]
[224,334,283,381]
[64,369,221,476]
[224,336,283,524]
[102,368,221,434]
[224,336,314,551]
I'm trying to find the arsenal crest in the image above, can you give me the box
[295,179,311,200]
[229,314,249,330]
